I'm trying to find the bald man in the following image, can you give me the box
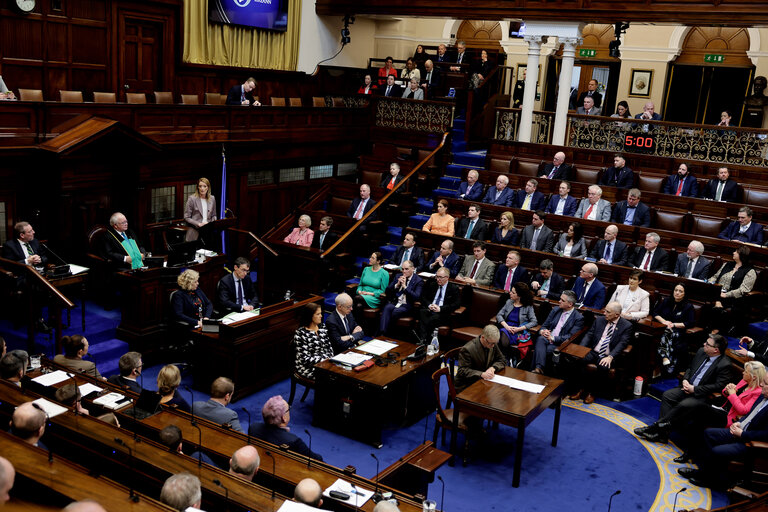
[11,401,47,448]
[63,500,108,512]
[294,478,323,507]
[0,457,14,504]
[229,445,260,481]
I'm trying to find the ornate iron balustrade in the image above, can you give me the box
[494,108,554,144]
[374,98,455,134]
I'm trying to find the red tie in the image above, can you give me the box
[584,204,594,219]
[504,269,514,291]
[643,252,651,270]
[354,200,365,219]
[676,178,684,196]
[469,261,479,279]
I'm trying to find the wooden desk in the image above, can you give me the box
[313,340,441,448]
[48,269,88,331]
[450,367,565,487]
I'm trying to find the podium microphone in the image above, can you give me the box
[240,407,251,445]
[608,490,621,512]
[304,429,313,468]
[114,438,140,502]
[370,453,382,503]
[39,242,67,266]
[437,475,446,512]
[672,487,687,512]
[183,385,203,466]
[213,479,230,512]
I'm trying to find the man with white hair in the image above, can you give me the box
[574,185,611,221]
[482,174,513,207]
[458,169,483,201]
[229,445,260,481]
[99,212,145,269]
[576,96,601,116]
[374,501,401,512]
[632,232,669,272]
[539,152,571,180]
[160,472,203,511]
[570,263,606,309]
[325,293,364,353]
[249,395,323,460]
[11,401,47,448]
[674,241,711,280]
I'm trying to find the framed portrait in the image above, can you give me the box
[629,69,653,97]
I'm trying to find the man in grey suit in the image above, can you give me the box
[576,96,601,116]
[520,210,555,253]
[532,291,584,374]
[456,241,495,287]
[674,241,711,280]
[575,185,612,222]
[193,377,243,433]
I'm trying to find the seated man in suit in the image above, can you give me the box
[590,225,630,267]
[420,59,441,99]
[718,206,764,245]
[160,473,203,511]
[455,204,489,240]
[520,210,556,253]
[325,293,364,353]
[674,241,711,280]
[632,232,669,272]
[482,174,514,207]
[310,216,339,251]
[217,256,259,313]
[249,395,323,461]
[391,233,424,269]
[456,242,495,287]
[378,260,423,336]
[455,324,506,393]
[0,351,27,387]
[612,188,651,227]
[702,166,739,203]
[539,152,571,180]
[599,154,635,189]
[107,351,143,394]
[229,445,261,481]
[635,101,662,121]
[418,267,461,342]
[576,96,601,116]
[193,377,244,433]
[458,169,484,201]
[422,239,461,278]
[11,402,47,449]
[530,259,565,300]
[575,185,612,222]
[347,184,377,222]
[662,163,699,197]
[379,75,403,98]
[492,250,529,292]
[380,162,405,192]
[635,334,731,444]
[99,212,145,270]
[545,181,578,217]
[532,290,584,374]
[512,179,546,211]
[568,302,633,404]
[226,77,260,106]
[571,263,606,309]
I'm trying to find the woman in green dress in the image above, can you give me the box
[355,251,390,311]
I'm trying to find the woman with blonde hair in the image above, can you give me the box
[184,177,217,241]
[283,214,314,247]
[171,269,212,328]
[157,364,190,412]
[491,211,519,245]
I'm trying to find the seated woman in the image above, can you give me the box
[655,282,695,373]
[553,222,587,259]
[293,303,334,379]
[708,246,757,333]
[470,50,494,90]
[495,282,538,364]
[401,58,421,83]
[422,199,455,236]
[609,269,650,321]
[491,211,519,245]
[402,78,424,100]
[157,364,190,413]
[184,177,217,242]
[611,100,631,119]
[283,214,314,247]
[377,56,398,85]
[171,269,213,329]
[354,251,390,312]
[413,44,428,73]
[357,74,376,95]
[53,335,103,379]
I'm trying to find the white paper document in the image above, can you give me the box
[69,264,89,275]
[78,383,103,397]
[221,310,260,325]
[31,370,72,386]
[276,501,324,512]
[418,272,436,278]
[31,398,68,418]
[93,392,129,410]
[490,375,545,394]
[323,479,374,507]
[383,264,401,270]
[329,352,372,367]
[356,339,398,356]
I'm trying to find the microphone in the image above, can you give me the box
[39,242,67,266]
[437,475,445,512]
[608,490,621,512]
[411,329,425,345]
[370,453,382,503]
[213,479,230,512]
[350,483,361,512]
[672,487,687,512]
[183,385,203,467]
[67,373,79,416]
[240,407,251,446]
[304,429,312,468]
[264,450,276,499]
[114,438,139,502]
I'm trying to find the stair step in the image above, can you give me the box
[432,189,458,200]
[438,177,461,190]
[379,245,397,261]
[453,150,487,167]
[415,198,434,214]
[409,215,430,229]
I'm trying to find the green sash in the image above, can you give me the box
[122,238,143,269]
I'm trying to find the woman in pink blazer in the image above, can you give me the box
[723,361,766,426]
[284,214,314,247]
[184,177,217,241]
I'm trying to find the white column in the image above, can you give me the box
[518,35,547,143]
[552,37,582,146]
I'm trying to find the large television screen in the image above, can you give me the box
[209,0,288,32]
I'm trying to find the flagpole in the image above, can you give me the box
[220,144,227,253]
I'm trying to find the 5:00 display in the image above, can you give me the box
[624,135,655,149]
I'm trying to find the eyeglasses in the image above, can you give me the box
[704,342,717,348]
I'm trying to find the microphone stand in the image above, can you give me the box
[423,411,429,444]
[183,385,203,466]
[115,437,139,502]
[608,490,621,512]
[264,450,276,500]
[370,453,382,503]
[213,479,230,512]
[304,429,312,468]
[437,475,445,512]
[67,373,79,416]
[39,242,68,266]
[241,407,251,445]
[672,487,687,512]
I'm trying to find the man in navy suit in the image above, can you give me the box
[570,263,606,309]
[673,241,711,280]
[347,184,377,229]
[530,259,565,300]
[225,77,260,106]
[632,232,670,272]
[455,204,489,240]
[512,179,546,211]
[599,154,635,189]
[635,101,662,121]
[482,175,514,207]
[193,377,243,433]
[378,260,423,335]
[422,239,461,278]
[492,250,529,291]
[420,59,441,99]
[612,188,651,227]
[635,335,731,444]
[325,293,364,353]
[532,290,584,373]
[718,206,764,245]
[418,267,461,342]
[662,163,699,197]
[702,167,739,203]
[457,169,484,201]
[379,75,403,98]
[107,351,143,394]
[569,302,633,403]
[249,395,323,461]
[539,152,572,181]
[545,181,578,217]
[310,216,339,251]
[217,257,259,313]
[587,225,625,266]
[391,232,424,269]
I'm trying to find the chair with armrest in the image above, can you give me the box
[126,93,147,104]
[443,346,461,381]
[451,287,506,346]
[288,334,315,406]
[727,441,768,499]
[637,175,664,194]
[19,89,43,102]
[432,367,472,465]
[692,214,727,238]
[59,90,83,102]
[584,330,634,401]
[93,92,116,103]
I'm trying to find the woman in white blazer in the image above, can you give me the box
[184,177,217,241]
[609,269,650,320]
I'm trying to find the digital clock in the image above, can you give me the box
[624,134,656,151]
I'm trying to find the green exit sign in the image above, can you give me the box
[704,54,725,63]
[579,49,597,58]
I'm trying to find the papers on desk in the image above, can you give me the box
[323,479,374,507]
[31,370,72,387]
[93,392,131,410]
[221,310,260,324]
[78,383,103,397]
[356,339,398,356]
[383,264,401,271]
[490,375,545,394]
[419,271,436,279]
[69,264,89,275]
[277,501,324,512]
[329,352,373,368]
[32,398,68,418]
